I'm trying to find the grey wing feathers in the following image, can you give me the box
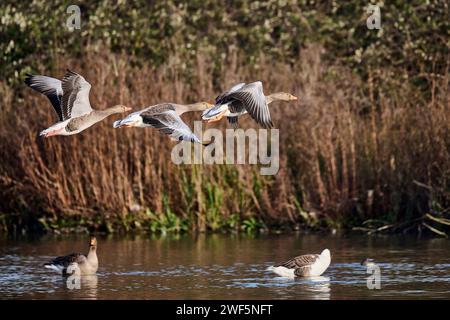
[228,82,246,93]
[61,69,93,119]
[141,110,204,145]
[218,82,273,128]
[228,100,246,115]
[24,74,64,121]
[275,254,319,269]
[215,82,246,103]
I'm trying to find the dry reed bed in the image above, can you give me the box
[0,46,449,234]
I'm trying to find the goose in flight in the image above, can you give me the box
[202,81,297,128]
[25,70,131,137]
[267,249,331,278]
[113,102,213,145]
[361,258,376,267]
[44,236,98,276]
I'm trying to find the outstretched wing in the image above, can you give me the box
[24,74,64,121]
[274,254,319,269]
[215,82,246,103]
[61,69,93,119]
[216,81,272,128]
[201,83,247,121]
[141,109,206,145]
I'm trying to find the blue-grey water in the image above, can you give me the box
[0,233,449,299]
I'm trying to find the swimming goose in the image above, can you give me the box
[113,102,213,145]
[44,236,98,276]
[268,249,331,278]
[25,70,131,137]
[202,81,297,128]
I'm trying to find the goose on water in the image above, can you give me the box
[268,249,331,278]
[202,81,297,128]
[113,102,213,145]
[44,236,98,276]
[25,70,131,137]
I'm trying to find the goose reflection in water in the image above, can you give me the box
[80,275,98,299]
[267,275,331,299]
[294,276,331,300]
[60,274,98,300]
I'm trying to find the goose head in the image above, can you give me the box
[266,92,298,103]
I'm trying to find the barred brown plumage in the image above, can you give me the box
[275,254,320,269]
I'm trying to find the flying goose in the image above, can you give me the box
[113,102,213,145]
[202,81,297,128]
[44,236,98,276]
[268,249,331,278]
[25,70,131,137]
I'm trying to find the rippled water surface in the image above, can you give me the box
[0,234,449,299]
